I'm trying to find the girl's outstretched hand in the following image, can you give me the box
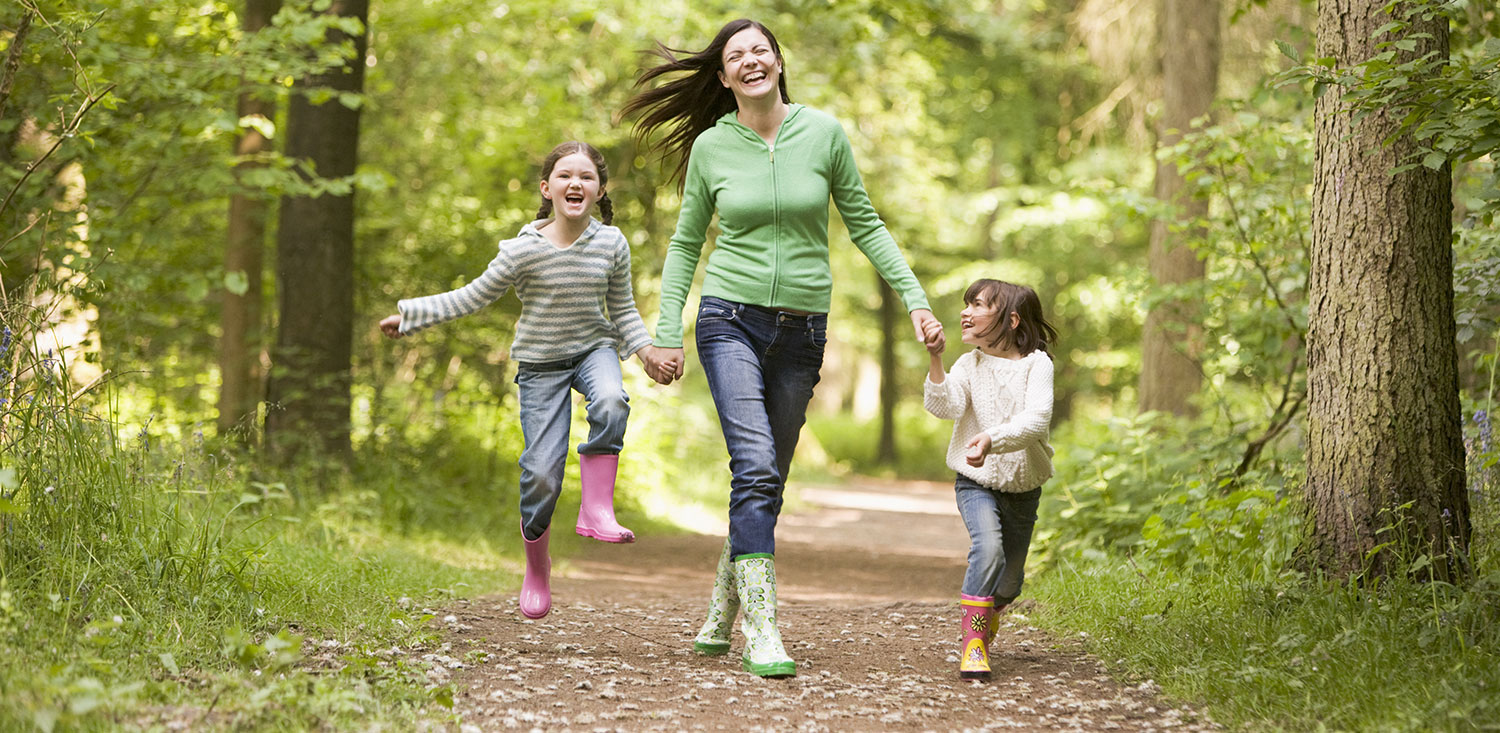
[910,309,945,352]
[378,314,403,339]
[964,432,992,467]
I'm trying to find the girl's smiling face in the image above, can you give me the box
[540,152,601,222]
[960,292,1001,348]
[718,27,782,102]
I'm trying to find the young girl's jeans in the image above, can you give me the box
[955,474,1042,603]
[514,345,629,540]
[695,297,826,559]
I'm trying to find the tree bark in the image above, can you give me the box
[876,277,899,465]
[1307,0,1469,581]
[265,0,368,463]
[1139,0,1220,416]
[217,0,281,440]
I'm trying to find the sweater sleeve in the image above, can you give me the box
[606,232,653,360]
[987,354,1055,453]
[828,122,930,313]
[397,246,516,334]
[923,352,972,420]
[654,138,715,348]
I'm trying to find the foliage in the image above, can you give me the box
[1030,555,1500,731]
[0,282,489,729]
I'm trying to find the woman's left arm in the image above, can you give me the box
[827,122,932,319]
[987,355,1055,453]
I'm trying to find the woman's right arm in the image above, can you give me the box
[654,140,715,349]
[396,248,517,335]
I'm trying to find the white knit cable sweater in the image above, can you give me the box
[923,349,1055,492]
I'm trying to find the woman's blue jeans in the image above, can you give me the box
[514,345,629,540]
[955,474,1042,603]
[695,297,826,559]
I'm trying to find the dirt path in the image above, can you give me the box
[437,477,1216,732]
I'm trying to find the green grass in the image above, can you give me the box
[1029,559,1500,731]
[0,338,738,730]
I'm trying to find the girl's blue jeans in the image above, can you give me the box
[955,474,1042,603]
[695,296,826,559]
[514,345,629,540]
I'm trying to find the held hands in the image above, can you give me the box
[910,308,945,354]
[378,314,403,339]
[637,345,685,385]
[964,432,992,467]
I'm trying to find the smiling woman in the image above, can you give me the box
[622,18,946,680]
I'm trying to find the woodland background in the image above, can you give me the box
[1,0,1498,729]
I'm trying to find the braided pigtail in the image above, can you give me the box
[597,192,614,225]
[536,199,553,221]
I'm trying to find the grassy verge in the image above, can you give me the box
[1020,412,1500,732]
[1028,559,1500,731]
[0,340,732,729]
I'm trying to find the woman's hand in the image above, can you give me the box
[378,314,403,339]
[910,309,945,352]
[637,346,685,385]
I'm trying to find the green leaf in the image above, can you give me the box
[224,270,250,296]
[159,653,179,675]
[1421,150,1447,169]
[1276,40,1301,63]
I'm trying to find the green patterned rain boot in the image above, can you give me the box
[692,537,739,655]
[734,554,796,678]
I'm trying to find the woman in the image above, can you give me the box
[624,18,944,678]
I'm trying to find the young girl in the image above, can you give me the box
[378,141,678,620]
[923,278,1057,681]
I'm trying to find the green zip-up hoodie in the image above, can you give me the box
[653,104,930,348]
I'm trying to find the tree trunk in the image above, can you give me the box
[876,277,899,465]
[1139,0,1220,416]
[217,0,280,440]
[1306,0,1469,581]
[265,0,368,463]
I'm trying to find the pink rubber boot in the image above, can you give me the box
[575,454,635,543]
[960,594,994,681]
[519,524,552,619]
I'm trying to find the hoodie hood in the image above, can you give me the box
[715,103,805,145]
[518,216,602,242]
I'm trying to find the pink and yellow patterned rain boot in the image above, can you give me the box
[959,594,994,681]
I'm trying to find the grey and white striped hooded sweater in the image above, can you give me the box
[397,218,653,363]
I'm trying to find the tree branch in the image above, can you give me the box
[0,83,116,220]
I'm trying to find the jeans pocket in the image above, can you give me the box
[698,302,738,323]
[808,322,827,350]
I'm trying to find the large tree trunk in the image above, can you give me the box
[217,0,281,440]
[876,278,899,465]
[1139,0,1220,416]
[1307,0,1468,581]
[265,0,368,463]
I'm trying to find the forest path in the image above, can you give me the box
[438,477,1216,732]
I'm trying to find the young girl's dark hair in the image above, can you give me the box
[536,141,613,225]
[621,18,791,187]
[964,279,1058,356]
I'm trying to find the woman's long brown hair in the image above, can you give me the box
[620,19,790,188]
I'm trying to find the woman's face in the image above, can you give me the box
[540,152,601,223]
[718,26,781,103]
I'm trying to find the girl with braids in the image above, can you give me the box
[378,141,679,620]
[622,19,945,677]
